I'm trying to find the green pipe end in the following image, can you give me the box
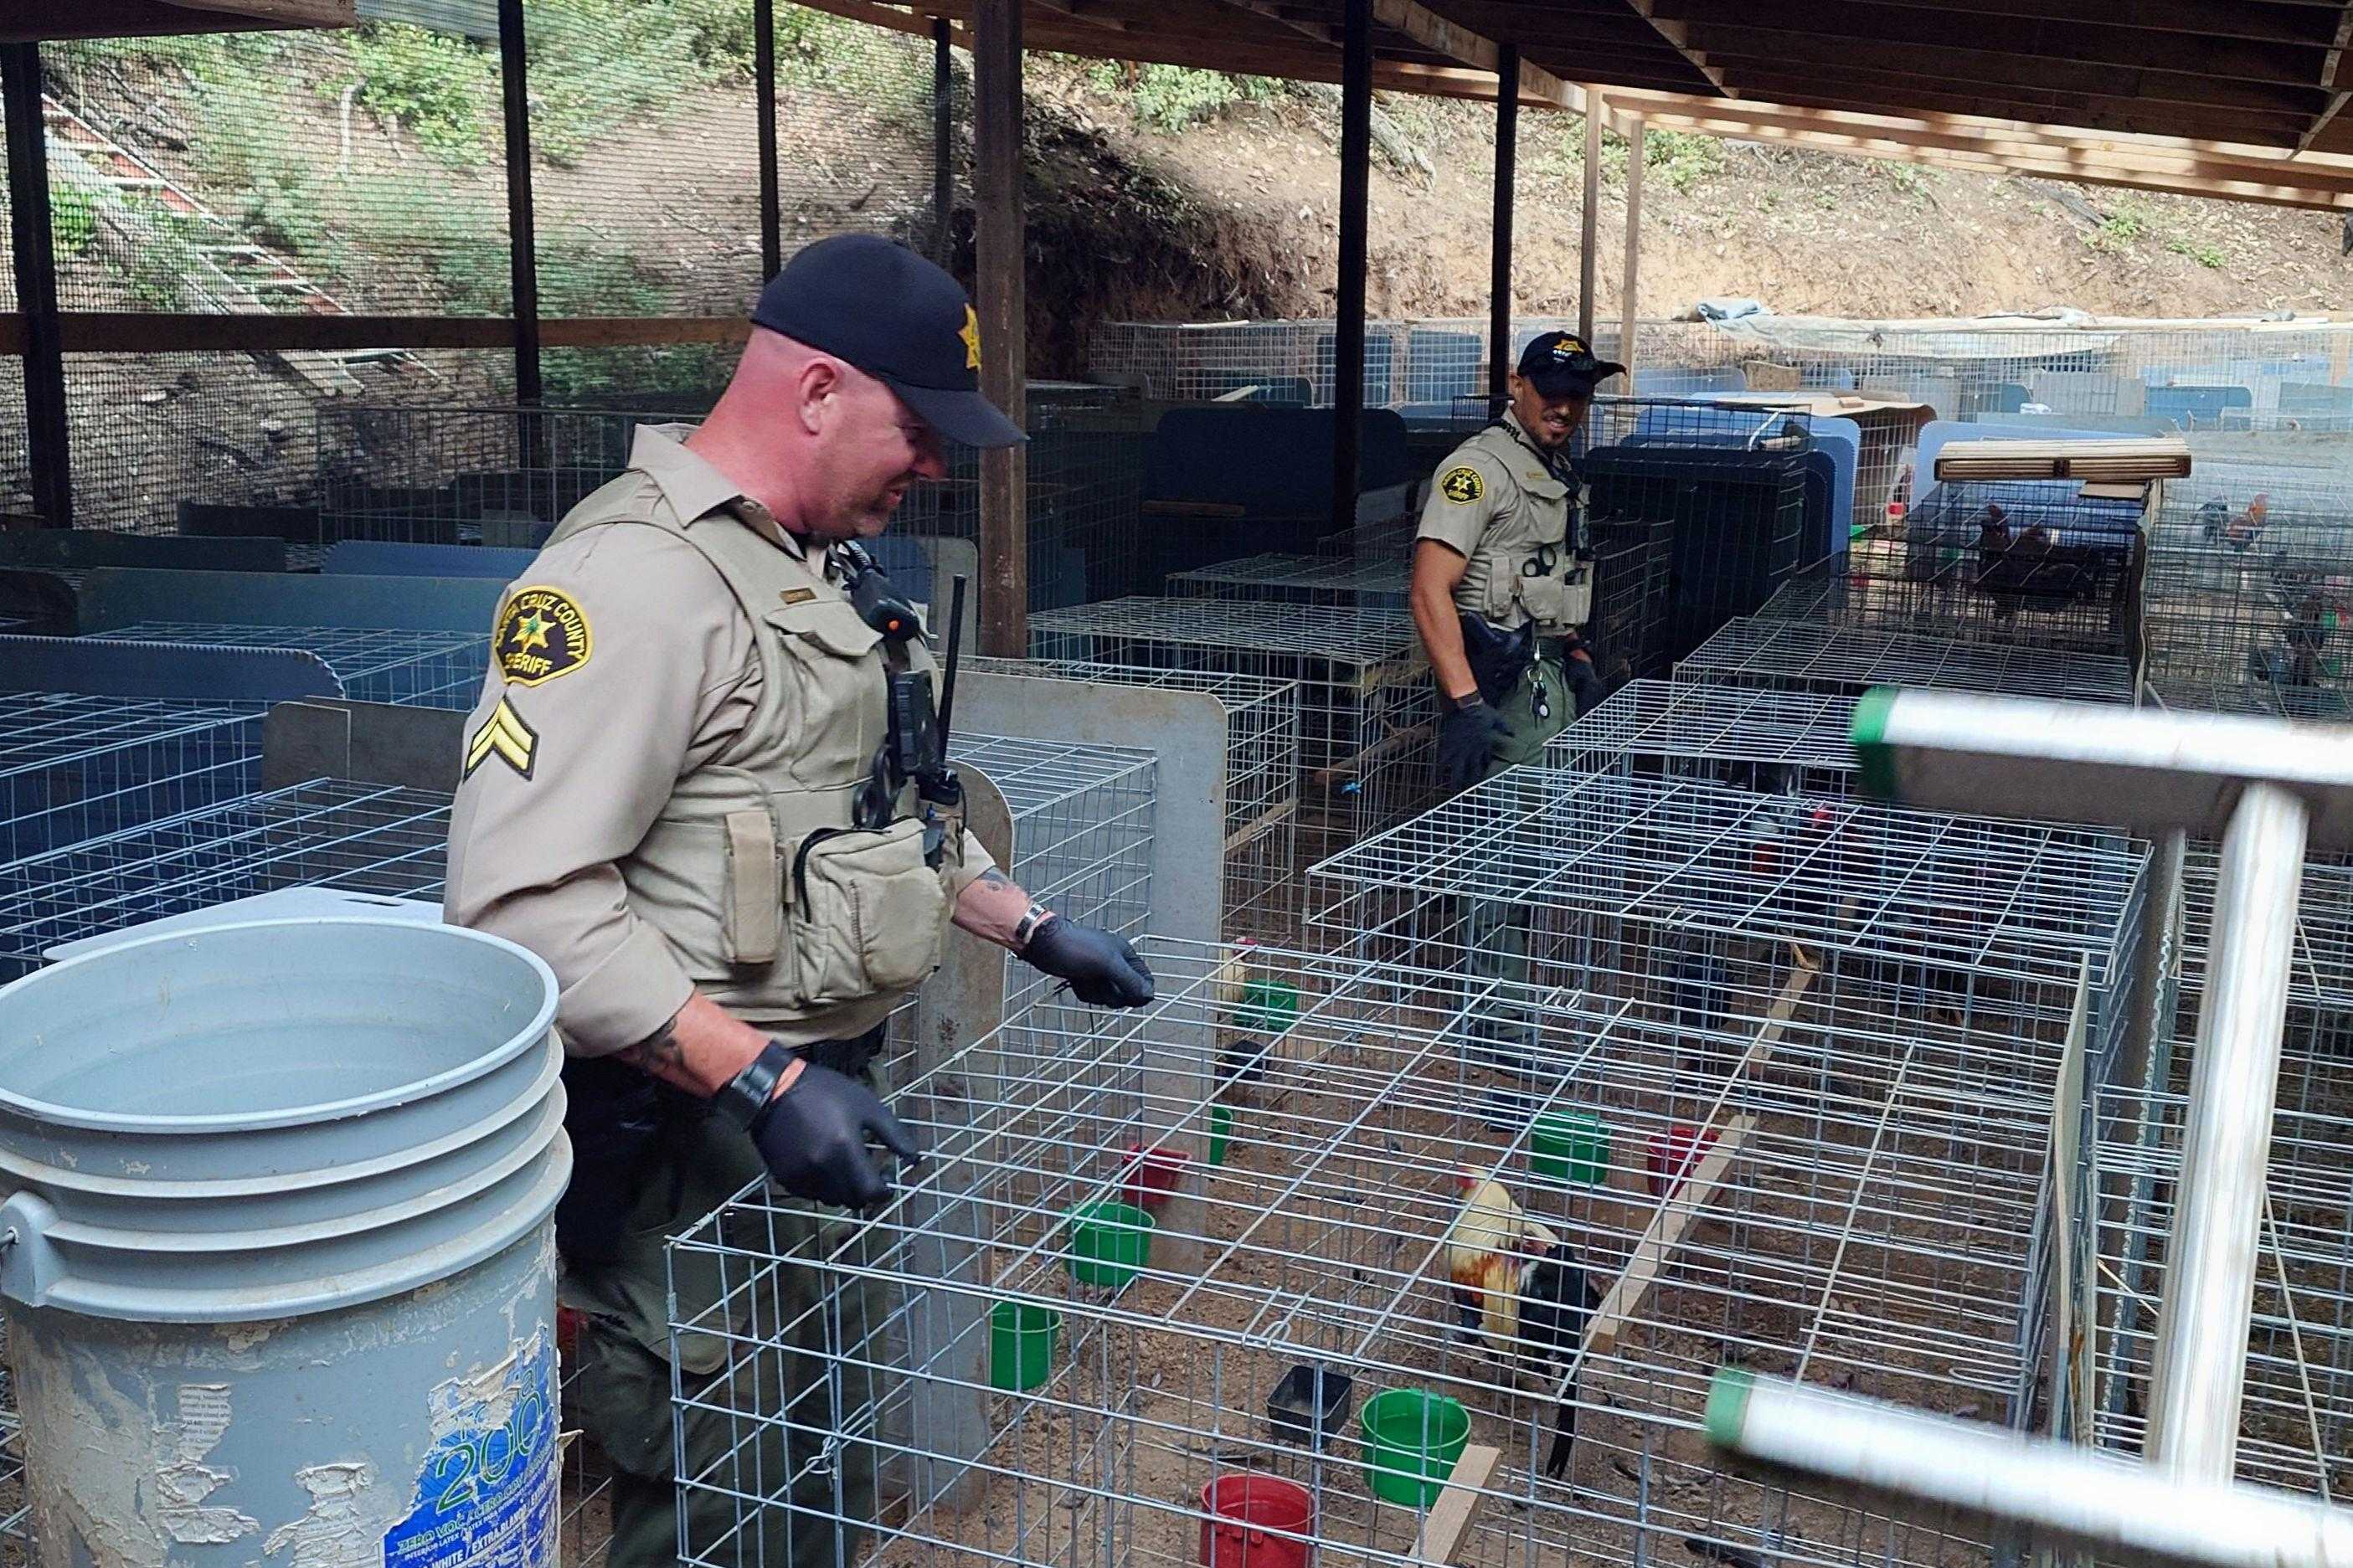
[1851,687,1900,801]
[1704,1366,1756,1451]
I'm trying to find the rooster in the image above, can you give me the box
[1447,1170,1607,1481]
[2224,493,2270,553]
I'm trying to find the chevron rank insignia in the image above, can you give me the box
[466,697,538,780]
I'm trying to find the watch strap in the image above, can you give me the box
[1012,902,1053,951]
[715,1040,797,1129]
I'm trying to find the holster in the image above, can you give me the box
[554,1052,670,1266]
[1458,613,1537,707]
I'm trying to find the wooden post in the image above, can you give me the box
[496,0,542,410]
[1487,45,1517,411]
[1578,90,1602,345]
[1332,0,1373,539]
[754,0,782,280]
[1617,114,1642,393]
[974,0,1027,655]
[3,44,71,527]
[934,19,955,265]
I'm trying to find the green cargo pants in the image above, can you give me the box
[563,1096,884,1568]
[1467,650,1583,1089]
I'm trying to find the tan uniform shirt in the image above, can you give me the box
[444,426,991,1055]
[1414,409,1591,635]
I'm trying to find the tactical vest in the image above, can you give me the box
[543,502,963,1045]
[1455,419,1594,637]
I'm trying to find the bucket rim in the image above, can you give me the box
[0,918,559,1134]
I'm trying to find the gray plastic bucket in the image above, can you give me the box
[0,917,570,1568]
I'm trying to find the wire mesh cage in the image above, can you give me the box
[970,660,1302,943]
[1587,518,1677,687]
[1675,618,2135,705]
[1543,681,1861,801]
[1305,768,2146,1082]
[1765,481,2147,659]
[669,936,2079,1568]
[0,693,264,862]
[1166,553,1409,611]
[1577,404,1819,666]
[316,404,658,545]
[0,779,453,981]
[87,624,492,709]
[1026,600,1436,874]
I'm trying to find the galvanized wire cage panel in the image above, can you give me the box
[87,623,492,709]
[971,660,1301,942]
[0,779,452,980]
[1676,618,2134,704]
[1768,480,2147,659]
[1307,769,2144,1074]
[2142,548,2353,721]
[2092,1078,2353,1500]
[1588,518,1677,686]
[317,404,659,545]
[1166,553,1408,610]
[671,936,2067,1568]
[0,693,264,862]
[1027,600,1436,867]
[1544,681,1861,800]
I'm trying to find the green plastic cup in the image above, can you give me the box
[989,1301,1061,1391]
[1065,1200,1156,1290]
[1237,976,1300,1036]
[1359,1389,1471,1507]
[1532,1109,1610,1185]
[1208,1103,1234,1167]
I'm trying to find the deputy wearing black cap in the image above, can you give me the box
[444,234,1152,1568]
[1411,329,1624,790]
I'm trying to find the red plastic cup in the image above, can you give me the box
[1122,1144,1193,1211]
[1647,1123,1721,1199]
[1200,1475,1314,1568]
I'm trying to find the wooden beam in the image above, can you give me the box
[167,0,351,20]
[1408,1445,1502,1565]
[2298,1,2353,152]
[1739,0,2343,49]
[1618,113,1641,393]
[975,0,1027,657]
[1489,44,1516,408]
[1578,90,1601,342]
[1333,0,1372,537]
[497,0,541,408]
[4,44,70,527]
[756,0,784,279]
[1619,0,1731,95]
[1583,1115,1756,1355]
[1368,0,1583,106]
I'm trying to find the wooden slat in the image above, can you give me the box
[1933,437,2192,481]
[1409,1445,1502,1565]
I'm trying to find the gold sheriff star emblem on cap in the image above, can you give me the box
[960,306,982,372]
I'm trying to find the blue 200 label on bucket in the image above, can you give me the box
[383,1331,558,1568]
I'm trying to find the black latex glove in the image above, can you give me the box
[749,1057,922,1210]
[1023,916,1156,1007]
[1439,694,1514,790]
[1564,645,1605,717]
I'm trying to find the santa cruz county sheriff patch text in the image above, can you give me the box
[496,587,592,686]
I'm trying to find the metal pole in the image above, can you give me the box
[1487,46,1516,412]
[1331,0,1372,542]
[933,18,955,265]
[2109,828,2186,1421]
[1708,1370,2353,1568]
[3,44,72,527]
[2144,781,2307,1482]
[497,0,543,411]
[754,0,782,281]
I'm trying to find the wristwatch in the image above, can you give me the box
[714,1040,797,1129]
[1012,902,1053,952]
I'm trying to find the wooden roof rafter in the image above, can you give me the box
[8,0,353,41]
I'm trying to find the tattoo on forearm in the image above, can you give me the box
[620,1020,683,1077]
[978,870,1012,889]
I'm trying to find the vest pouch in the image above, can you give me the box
[787,816,950,1007]
[723,808,782,966]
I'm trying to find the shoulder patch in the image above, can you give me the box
[495,586,592,686]
[1439,465,1485,506]
[465,697,538,780]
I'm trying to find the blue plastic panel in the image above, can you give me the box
[322,542,543,580]
[0,635,343,702]
[78,569,508,635]
[0,531,285,573]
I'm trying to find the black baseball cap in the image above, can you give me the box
[752,234,1025,450]
[1516,331,1626,396]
